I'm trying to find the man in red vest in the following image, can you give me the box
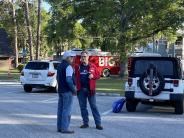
[75,50,103,130]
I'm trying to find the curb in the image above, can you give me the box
[0,80,19,82]
[0,81,20,85]
[96,92,121,97]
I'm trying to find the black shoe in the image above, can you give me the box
[96,125,103,130]
[80,124,89,128]
[61,130,74,134]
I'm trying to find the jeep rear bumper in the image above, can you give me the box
[125,91,184,101]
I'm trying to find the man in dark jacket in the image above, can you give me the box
[57,51,76,134]
[75,50,103,130]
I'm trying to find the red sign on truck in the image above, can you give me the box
[73,49,120,77]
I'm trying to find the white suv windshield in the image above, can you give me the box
[25,62,49,70]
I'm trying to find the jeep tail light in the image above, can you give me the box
[47,72,55,77]
[21,71,24,76]
[128,77,133,87]
[173,80,179,87]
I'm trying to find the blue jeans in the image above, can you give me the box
[77,88,101,126]
[57,92,73,131]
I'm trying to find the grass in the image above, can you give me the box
[0,69,20,81]
[96,76,125,95]
[0,69,126,95]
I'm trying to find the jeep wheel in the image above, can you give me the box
[24,85,32,92]
[126,99,138,112]
[139,64,165,96]
[175,100,183,114]
[102,69,110,77]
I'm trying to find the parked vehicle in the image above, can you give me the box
[71,48,120,77]
[125,55,184,114]
[20,60,60,92]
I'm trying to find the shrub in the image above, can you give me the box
[17,64,24,72]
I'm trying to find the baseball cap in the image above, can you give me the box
[63,51,76,59]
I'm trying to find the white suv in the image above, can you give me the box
[125,56,184,114]
[20,60,60,92]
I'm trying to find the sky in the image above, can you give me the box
[42,1,51,12]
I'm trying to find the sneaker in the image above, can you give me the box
[80,124,89,128]
[60,130,74,134]
[96,125,103,130]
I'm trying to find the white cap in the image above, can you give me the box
[63,51,76,59]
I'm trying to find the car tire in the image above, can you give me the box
[24,85,32,92]
[175,99,183,114]
[126,99,138,112]
[102,68,110,77]
[54,84,58,93]
[49,86,58,93]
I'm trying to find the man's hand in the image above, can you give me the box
[88,74,94,79]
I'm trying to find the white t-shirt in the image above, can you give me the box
[66,65,74,77]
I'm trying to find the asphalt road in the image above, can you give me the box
[0,83,184,138]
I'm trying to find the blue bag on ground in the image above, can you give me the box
[112,98,126,113]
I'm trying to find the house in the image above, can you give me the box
[136,29,184,59]
[168,30,184,59]
[0,28,13,70]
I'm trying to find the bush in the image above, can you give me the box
[17,64,24,72]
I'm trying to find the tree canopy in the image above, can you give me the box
[0,0,184,61]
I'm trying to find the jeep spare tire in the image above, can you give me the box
[139,65,165,96]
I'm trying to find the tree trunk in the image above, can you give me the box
[24,0,33,61]
[11,1,18,68]
[119,11,128,79]
[36,0,41,60]
[119,35,127,79]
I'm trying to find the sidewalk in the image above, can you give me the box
[0,80,20,85]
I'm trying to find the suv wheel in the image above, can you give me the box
[24,85,32,92]
[54,84,58,93]
[126,99,138,112]
[175,100,183,114]
[49,85,58,93]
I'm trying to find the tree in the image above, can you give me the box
[36,0,41,60]
[11,0,18,67]
[76,1,183,45]
[74,0,184,77]
[23,0,34,60]
[46,0,78,55]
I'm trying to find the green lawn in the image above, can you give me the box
[0,69,20,81]
[0,69,125,95]
[96,76,125,95]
